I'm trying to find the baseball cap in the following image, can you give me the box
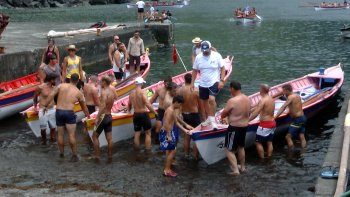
[201,41,211,52]
[135,77,146,85]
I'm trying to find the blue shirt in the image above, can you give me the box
[245,6,249,11]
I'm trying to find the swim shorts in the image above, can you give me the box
[157,108,165,121]
[129,55,141,66]
[199,82,219,100]
[224,125,248,152]
[133,112,152,131]
[288,115,307,136]
[56,109,77,126]
[39,108,56,130]
[255,120,276,144]
[159,129,176,151]
[86,105,96,115]
[94,114,112,135]
[161,118,179,142]
[182,112,201,128]
[138,8,144,13]
[114,72,123,80]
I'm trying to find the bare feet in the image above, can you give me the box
[50,138,57,142]
[59,153,64,158]
[228,171,240,175]
[239,167,245,173]
[88,156,100,160]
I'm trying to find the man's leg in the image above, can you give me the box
[136,65,140,72]
[92,131,100,159]
[66,123,77,156]
[134,131,141,148]
[184,133,190,156]
[202,98,210,117]
[225,147,239,174]
[193,143,199,159]
[141,13,144,23]
[50,128,56,141]
[145,129,151,149]
[255,142,264,158]
[105,132,113,157]
[267,141,273,157]
[155,120,161,134]
[41,129,47,142]
[237,146,245,172]
[137,12,140,23]
[57,126,65,155]
[285,133,294,149]
[299,133,307,148]
[164,149,176,172]
[208,95,217,117]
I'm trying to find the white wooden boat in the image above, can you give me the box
[314,5,349,11]
[126,3,184,8]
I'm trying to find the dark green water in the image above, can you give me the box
[1,0,350,196]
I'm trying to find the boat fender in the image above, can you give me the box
[112,82,117,86]
[146,89,153,96]
[47,30,56,37]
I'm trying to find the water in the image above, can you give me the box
[1,0,350,196]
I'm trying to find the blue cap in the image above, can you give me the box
[201,41,211,52]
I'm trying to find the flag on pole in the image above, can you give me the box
[173,45,177,65]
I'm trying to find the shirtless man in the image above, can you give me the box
[177,73,205,159]
[220,81,250,175]
[149,76,172,135]
[275,84,307,149]
[33,73,59,143]
[248,84,276,158]
[108,35,128,67]
[160,95,190,177]
[91,76,115,159]
[83,74,100,114]
[127,77,158,149]
[43,73,90,157]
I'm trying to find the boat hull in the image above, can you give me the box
[314,6,349,10]
[236,16,256,22]
[126,3,184,8]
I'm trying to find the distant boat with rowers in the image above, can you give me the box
[190,64,344,165]
[236,15,257,22]
[177,0,189,5]
[126,3,184,8]
[314,5,349,10]
[82,56,234,147]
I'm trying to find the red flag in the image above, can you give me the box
[173,45,177,65]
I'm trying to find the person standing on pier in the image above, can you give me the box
[83,74,100,114]
[39,39,60,73]
[177,73,205,159]
[127,77,158,149]
[191,37,217,65]
[0,14,10,53]
[62,45,84,90]
[248,84,276,158]
[91,76,115,160]
[108,35,128,67]
[127,30,145,74]
[33,73,59,143]
[135,0,145,23]
[274,84,307,149]
[190,41,225,130]
[113,43,126,83]
[42,73,90,157]
[40,54,62,86]
[220,81,250,175]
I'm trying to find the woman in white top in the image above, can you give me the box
[135,0,145,23]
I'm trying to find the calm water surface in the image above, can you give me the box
[1,0,350,196]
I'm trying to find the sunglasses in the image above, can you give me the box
[114,39,119,41]
[134,34,140,36]
[68,50,75,52]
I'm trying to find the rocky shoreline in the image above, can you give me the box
[0,0,130,9]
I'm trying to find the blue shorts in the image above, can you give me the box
[288,115,307,136]
[199,82,219,100]
[129,55,140,66]
[159,129,176,151]
[161,118,179,142]
[255,133,274,144]
[56,109,77,126]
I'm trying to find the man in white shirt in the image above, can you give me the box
[190,41,226,130]
[150,5,155,17]
[135,0,146,23]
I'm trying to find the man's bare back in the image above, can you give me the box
[286,94,304,118]
[258,96,275,122]
[37,83,55,109]
[177,86,200,113]
[84,83,99,106]
[99,87,114,114]
[227,94,251,127]
[130,88,149,111]
[56,83,83,110]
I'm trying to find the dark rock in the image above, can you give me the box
[12,0,23,7]
[39,0,49,7]
[89,0,107,5]
[22,0,33,7]
[1,1,13,8]
[6,0,14,6]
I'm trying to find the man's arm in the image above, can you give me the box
[221,99,232,119]
[274,97,292,119]
[190,69,198,92]
[123,47,129,61]
[127,96,132,113]
[40,69,46,84]
[127,39,131,54]
[192,52,196,65]
[43,86,60,113]
[108,44,113,65]
[78,93,90,119]
[78,57,83,82]
[114,51,121,68]
[92,88,100,107]
[142,91,157,116]
[210,46,217,52]
[141,40,145,55]
[174,115,190,133]
[148,88,159,104]
[248,100,263,122]
[62,57,68,82]
[218,66,226,91]
[55,47,60,65]
[33,87,41,112]
[41,47,46,64]
[176,115,193,130]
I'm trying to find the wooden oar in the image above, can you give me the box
[0,83,40,97]
[256,15,261,19]
[298,6,314,7]
[114,72,141,89]
[301,2,319,5]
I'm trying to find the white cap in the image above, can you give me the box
[135,77,146,85]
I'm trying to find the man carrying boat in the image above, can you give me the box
[177,73,205,159]
[149,76,172,136]
[128,77,158,149]
[62,45,84,90]
[113,43,126,83]
[42,73,90,157]
[91,76,115,160]
[33,73,59,143]
[41,54,62,86]
[248,84,276,158]
[220,81,250,175]
[108,35,128,67]
[160,95,190,177]
[274,84,307,149]
[191,41,225,130]
[127,30,146,74]
[83,74,100,114]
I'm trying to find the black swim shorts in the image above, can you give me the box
[224,125,247,152]
[114,72,124,80]
[94,114,112,135]
[86,105,96,115]
[133,112,152,131]
[157,108,165,122]
[182,112,201,128]
[138,8,144,13]
[56,109,77,126]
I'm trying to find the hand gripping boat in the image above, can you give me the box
[190,64,344,165]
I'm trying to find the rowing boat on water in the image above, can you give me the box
[190,64,344,165]
[82,56,234,147]
[21,53,151,138]
[0,73,40,121]
[314,5,350,10]
[236,15,256,22]
[126,3,184,8]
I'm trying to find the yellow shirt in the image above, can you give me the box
[66,56,80,79]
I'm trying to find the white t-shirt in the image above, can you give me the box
[136,1,145,8]
[193,51,224,88]
[150,7,154,14]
